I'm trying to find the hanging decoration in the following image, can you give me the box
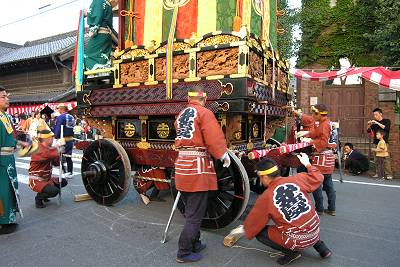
[120,0,141,48]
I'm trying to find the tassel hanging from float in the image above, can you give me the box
[233,0,242,32]
[120,0,140,48]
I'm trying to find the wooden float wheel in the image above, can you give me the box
[81,139,131,206]
[172,150,250,229]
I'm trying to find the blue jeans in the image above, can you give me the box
[312,174,336,212]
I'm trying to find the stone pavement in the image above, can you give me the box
[1,157,400,267]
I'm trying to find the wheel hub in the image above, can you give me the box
[88,160,108,183]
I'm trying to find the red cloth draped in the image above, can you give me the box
[176,0,198,39]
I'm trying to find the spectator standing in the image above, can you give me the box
[73,119,83,140]
[371,131,389,181]
[54,104,75,179]
[367,108,392,179]
[343,143,369,175]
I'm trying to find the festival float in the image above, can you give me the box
[74,0,294,229]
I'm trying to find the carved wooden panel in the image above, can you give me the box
[278,68,289,92]
[197,48,238,77]
[120,60,149,84]
[249,51,263,80]
[155,54,189,81]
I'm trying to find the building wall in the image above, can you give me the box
[0,65,72,101]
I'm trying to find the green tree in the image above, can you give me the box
[297,0,380,67]
[370,0,400,66]
[277,0,299,60]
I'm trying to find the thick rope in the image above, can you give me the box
[231,245,284,258]
[120,0,140,48]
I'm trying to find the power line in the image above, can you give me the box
[0,0,79,29]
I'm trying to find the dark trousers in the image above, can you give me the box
[348,159,369,175]
[376,157,385,179]
[62,141,73,173]
[36,179,68,199]
[313,174,336,212]
[177,191,208,258]
[62,157,73,174]
[256,226,329,256]
[256,227,298,256]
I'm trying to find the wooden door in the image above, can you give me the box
[322,84,365,137]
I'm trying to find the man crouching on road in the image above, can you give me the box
[29,130,68,208]
[174,86,231,263]
[234,153,332,265]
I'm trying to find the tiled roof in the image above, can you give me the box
[9,86,76,104]
[0,31,76,65]
[0,41,21,57]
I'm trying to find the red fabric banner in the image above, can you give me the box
[7,102,77,116]
[290,67,400,91]
[135,0,146,45]
[176,0,198,39]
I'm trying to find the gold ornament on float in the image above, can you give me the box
[157,123,170,139]
[234,130,242,141]
[124,123,136,137]
[252,123,259,138]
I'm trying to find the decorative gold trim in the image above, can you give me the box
[127,82,140,87]
[82,92,92,105]
[184,77,201,82]
[217,102,230,112]
[148,57,155,83]
[229,73,248,78]
[237,45,249,75]
[84,67,114,76]
[144,81,159,86]
[197,35,240,47]
[113,84,124,88]
[137,141,151,150]
[218,81,234,96]
[114,62,120,86]
[189,51,196,78]
[206,75,225,80]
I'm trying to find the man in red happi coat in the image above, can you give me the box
[29,130,68,208]
[239,153,332,265]
[174,86,231,263]
[296,104,337,216]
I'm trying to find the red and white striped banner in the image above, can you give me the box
[290,67,400,91]
[7,101,77,116]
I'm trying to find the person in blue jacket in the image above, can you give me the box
[343,143,369,175]
[54,104,75,179]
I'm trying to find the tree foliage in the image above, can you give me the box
[369,0,400,66]
[276,0,299,60]
[296,0,399,68]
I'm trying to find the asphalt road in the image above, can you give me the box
[1,153,400,267]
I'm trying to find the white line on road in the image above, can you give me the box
[333,179,400,188]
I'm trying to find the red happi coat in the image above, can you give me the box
[174,101,227,192]
[303,115,335,174]
[244,166,323,250]
[29,143,60,193]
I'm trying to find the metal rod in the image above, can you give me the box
[161,191,181,243]
[58,125,64,205]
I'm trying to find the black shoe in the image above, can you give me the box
[313,240,332,258]
[0,223,18,235]
[316,210,324,215]
[277,252,301,265]
[35,197,45,208]
[43,198,50,203]
[324,209,336,216]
